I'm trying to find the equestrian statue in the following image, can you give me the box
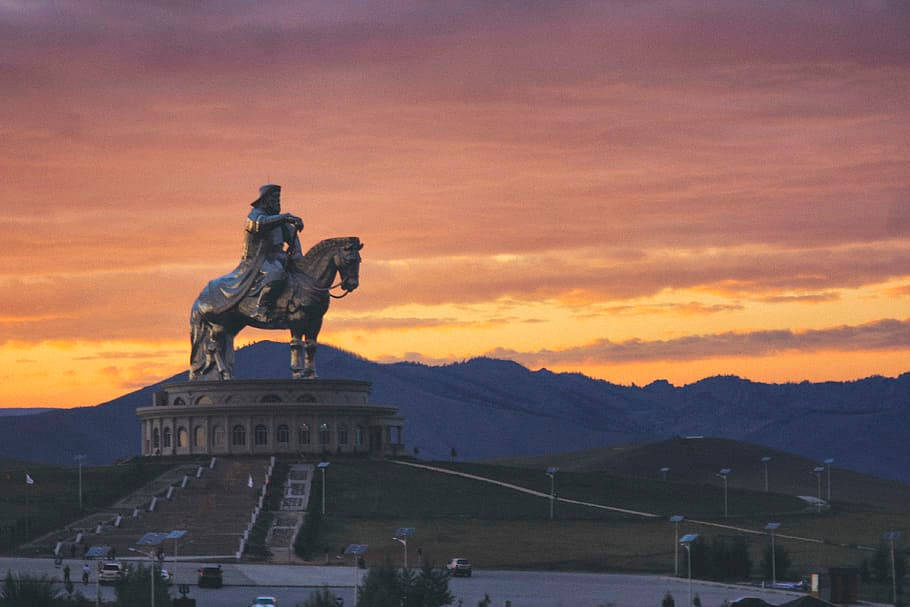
[189,184,362,380]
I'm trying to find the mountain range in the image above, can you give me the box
[1,341,908,482]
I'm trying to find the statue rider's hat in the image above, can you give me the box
[251,184,281,207]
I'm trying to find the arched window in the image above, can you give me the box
[212,425,224,447]
[319,423,330,445]
[337,424,348,445]
[298,424,310,445]
[194,426,205,448]
[177,427,188,448]
[173,397,186,407]
[232,425,246,446]
[254,424,268,446]
[194,395,213,405]
[355,425,364,447]
[261,394,282,403]
[162,427,172,448]
[152,428,160,449]
[277,424,290,445]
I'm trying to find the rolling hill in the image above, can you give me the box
[0,341,908,483]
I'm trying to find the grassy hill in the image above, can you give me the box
[490,436,910,511]
[0,457,176,552]
[314,456,910,582]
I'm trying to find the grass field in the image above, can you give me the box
[315,459,909,582]
[0,457,176,552]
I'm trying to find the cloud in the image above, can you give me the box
[485,317,910,366]
[597,301,744,317]
[758,293,840,304]
[72,350,184,361]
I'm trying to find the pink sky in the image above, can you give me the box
[1,1,909,406]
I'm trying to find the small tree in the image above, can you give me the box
[357,561,401,607]
[406,562,454,607]
[477,594,491,607]
[662,592,675,607]
[114,563,172,607]
[298,586,342,607]
[0,571,57,607]
[357,560,453,607]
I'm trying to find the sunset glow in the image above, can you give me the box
[2,1,909,406]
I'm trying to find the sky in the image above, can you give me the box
[1,0,909,407]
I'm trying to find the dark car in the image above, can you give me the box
[197,565,223,588]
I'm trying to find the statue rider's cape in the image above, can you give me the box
[196,207,299,316]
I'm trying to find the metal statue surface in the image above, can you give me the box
[189,185,361,380]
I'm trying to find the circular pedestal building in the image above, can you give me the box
[136,379,404,458]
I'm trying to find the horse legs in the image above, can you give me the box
[302,338,318,379]
[210,324,233,380]
[290,329,305,379]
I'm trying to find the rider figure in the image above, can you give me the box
[244,184,304,322]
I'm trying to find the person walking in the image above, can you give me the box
[63,564,70,583]
[81,564,90,585]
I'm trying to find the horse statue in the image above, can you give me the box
[189,236,362,380]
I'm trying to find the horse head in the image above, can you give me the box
[335,237,363,293]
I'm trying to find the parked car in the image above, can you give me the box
[250,597,278,607]
[446,558,472,577]
[98,562,126,585]
[197,565,223,588]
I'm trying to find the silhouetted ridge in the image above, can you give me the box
[0,341,907,483]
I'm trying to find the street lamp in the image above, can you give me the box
[761,456,772,493]
[716,468,731,518]
[680,533,699,607]
[164,530,187,587]
[317,462,330,516]
[545,467,559,520]
[660,467,670,481]
[670,515,685,577]
[393,527,415,569]
[75,455,87,510]
[884,531,901,607]
[128,547,157,607]
[812,466,825,513]
[823,458,834,503]
[765,522,781,586]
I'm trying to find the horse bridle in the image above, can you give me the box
[311,245,359,298]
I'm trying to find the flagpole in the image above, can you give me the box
[25,479,30,540]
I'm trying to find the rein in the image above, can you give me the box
[310,281,352,298]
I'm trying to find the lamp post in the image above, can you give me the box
[761,456,772,492]
[317,462,330,516]
[812,466,824,513]
[823,458,834,503]
[765,522,781,586]
[670,515,684,577]
[884,532,901,607]
[165,530,187,587]
[545,467,559,520]
[75,454,87,510]
[716,468,731,518]
[393,527,415,569]
[680,533,699,607]
[660,467,670,481]
[128,547,156,607]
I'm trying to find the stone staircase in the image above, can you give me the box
[265,464,312,561]
[28,457,270,559]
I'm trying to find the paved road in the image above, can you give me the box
[0,557,835,607]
